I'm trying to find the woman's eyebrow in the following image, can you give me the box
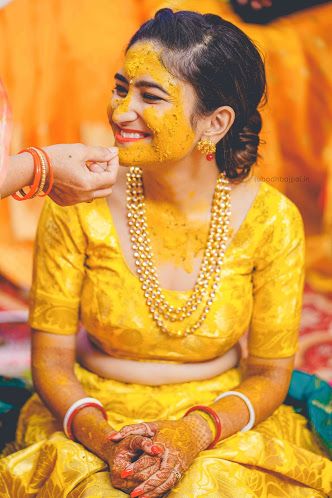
[114,73,129,84]
[135,80,170,96]
[114,72,170,96]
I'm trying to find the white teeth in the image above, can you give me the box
[120,130,147,139]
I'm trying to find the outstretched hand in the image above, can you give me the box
[43,143,119,205]
[110,415,213,498]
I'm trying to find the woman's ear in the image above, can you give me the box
[204,106,235,143]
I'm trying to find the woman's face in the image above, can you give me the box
[108,41,197,167]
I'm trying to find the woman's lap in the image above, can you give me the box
[1,366,331,497]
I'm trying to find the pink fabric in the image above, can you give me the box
[0,78,12,189]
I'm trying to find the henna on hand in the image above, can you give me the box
[112,415,213,497]
[108,434,163,493]
[110,421,157,441]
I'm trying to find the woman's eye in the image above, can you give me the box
[143,93,162,102]
[113,84,127,96]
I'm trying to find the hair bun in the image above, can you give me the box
[227,110,262,178]
[238,110,262,147]
[154,8,175,21]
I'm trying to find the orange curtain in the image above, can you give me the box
[0,0,144,286]
[0,0,332,291]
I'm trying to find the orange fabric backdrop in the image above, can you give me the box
[0,0,331,289]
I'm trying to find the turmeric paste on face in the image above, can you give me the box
[110,42,196,166]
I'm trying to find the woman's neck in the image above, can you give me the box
[142,155,221,215]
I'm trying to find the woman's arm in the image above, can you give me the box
[32,328,160,496]
[2,153,34,197]
[31,328,115,462]
[207,354,294,439]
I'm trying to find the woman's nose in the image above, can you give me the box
[111,94,138,125]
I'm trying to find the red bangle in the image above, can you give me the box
[12,148,42,200]
[184,405,222,449]
[34,147,54,196]
[65,401,108,441]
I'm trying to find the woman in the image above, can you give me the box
[1,8,331,498]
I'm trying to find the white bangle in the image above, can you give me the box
[214,390,255,432]
[63,397,107,440]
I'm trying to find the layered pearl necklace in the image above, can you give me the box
[126,166,231,337]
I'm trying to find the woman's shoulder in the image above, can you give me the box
[253,180,305,254]
[256,180,304,226]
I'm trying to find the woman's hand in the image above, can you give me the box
[110,414,213,498]
[43,143,119,205]
[108,434,163,494]
[3,143,119,202]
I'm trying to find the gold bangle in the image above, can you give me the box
[29,147,47,195]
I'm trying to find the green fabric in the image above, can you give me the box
[0,400,12,414]
[0,376,32,450]
[286,370,332,457]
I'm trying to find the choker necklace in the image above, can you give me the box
[126,166,231,337]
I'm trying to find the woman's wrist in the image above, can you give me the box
[71,406,117,462]
[3,153,35,197]
[10,147,54,200]
[183,412,214,450]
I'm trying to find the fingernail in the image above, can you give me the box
[130,490,144,498]
[121,468,133,478]
[151,445,163,455]
[108,432,121,441]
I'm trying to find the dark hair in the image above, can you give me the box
[126,8,267,181]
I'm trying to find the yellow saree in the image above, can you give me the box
[1,365,331,497]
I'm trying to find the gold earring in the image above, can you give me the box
[197,139,216,161]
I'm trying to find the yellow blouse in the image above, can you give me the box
[29,181,305,362]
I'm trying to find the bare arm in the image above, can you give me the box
[207,354,294,439]
[31,329,115,462]
[1,153,34,198]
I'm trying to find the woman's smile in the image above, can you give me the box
[115,125,152,143]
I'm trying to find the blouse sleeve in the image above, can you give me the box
[29,198,86,335]
[248,200,305,358]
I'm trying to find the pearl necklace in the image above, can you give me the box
[126,166,231,337]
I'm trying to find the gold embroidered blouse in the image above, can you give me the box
[29,181,305,362]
